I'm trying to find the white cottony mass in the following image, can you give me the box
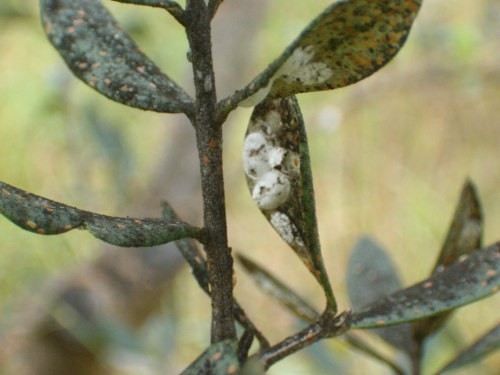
[252,170,291,210]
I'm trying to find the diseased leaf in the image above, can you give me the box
[180,340,239,375]
[413,180,484,342]
[221,0,421,110]
[242,96,336,310]
[436,323,500,374]
[41,0,193,114]
[0,181,200,247]
[347,236,417,355]
[237,253,319,322]
[351,242,500,329]
[433,179,483,272]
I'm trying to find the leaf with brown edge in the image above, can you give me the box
[413,180,484,342]
[0,181,200,247]
[242,95,336,311]
[220,0,421,111]
[40,0,194,114]
[351,242,500,330]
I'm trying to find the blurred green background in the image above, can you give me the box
[0,0,499,374]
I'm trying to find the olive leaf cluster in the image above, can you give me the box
[0,0,498,374]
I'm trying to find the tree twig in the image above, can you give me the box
[111,0,186,25]
[184,0,236,343]
[208,0,224,19]
[256,310,351,369]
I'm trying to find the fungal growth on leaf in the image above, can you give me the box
[243,96,336,310]
[243,98,305,256]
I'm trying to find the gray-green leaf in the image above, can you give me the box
[435,323,500,374]
[40,0,194,114]
[224,0,421,109]
[433,179,483,272]
[0,181,200,247]
[347,236,417,355]
[351,242,500,329]
[413,180,484,341]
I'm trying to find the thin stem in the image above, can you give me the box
[184,0,236,343]
[256,310,351,369]
[410,342,423,375]
[259,320,324,369]
[208,0,224,19]
[111,0,186,25]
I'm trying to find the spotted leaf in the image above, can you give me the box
[221,0,421,111]
[347,236,417,355]
[243,96,336,310]
[351,242,500,329]
[413,180,484,342]
[0,181,200,247]
[41,0,194,114]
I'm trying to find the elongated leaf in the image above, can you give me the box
[237,253,319,322]
[347,236,417,354]
[41,0,193,114]
[351,242,500,329]
[0,181,200,246]
[180,340,239,375]
[436,323,500,374]
[242,96,336,309]
[223,0,421,109]
[414,180,484,341]
[433,179,483,272]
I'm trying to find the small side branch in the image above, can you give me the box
[111,0,186,25]
[208,0,224,19]
[257,310,351,369]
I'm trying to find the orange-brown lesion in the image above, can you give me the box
[209,138,218,150]
[25,220,37,230]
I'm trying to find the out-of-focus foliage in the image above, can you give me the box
[0,0,499,374]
